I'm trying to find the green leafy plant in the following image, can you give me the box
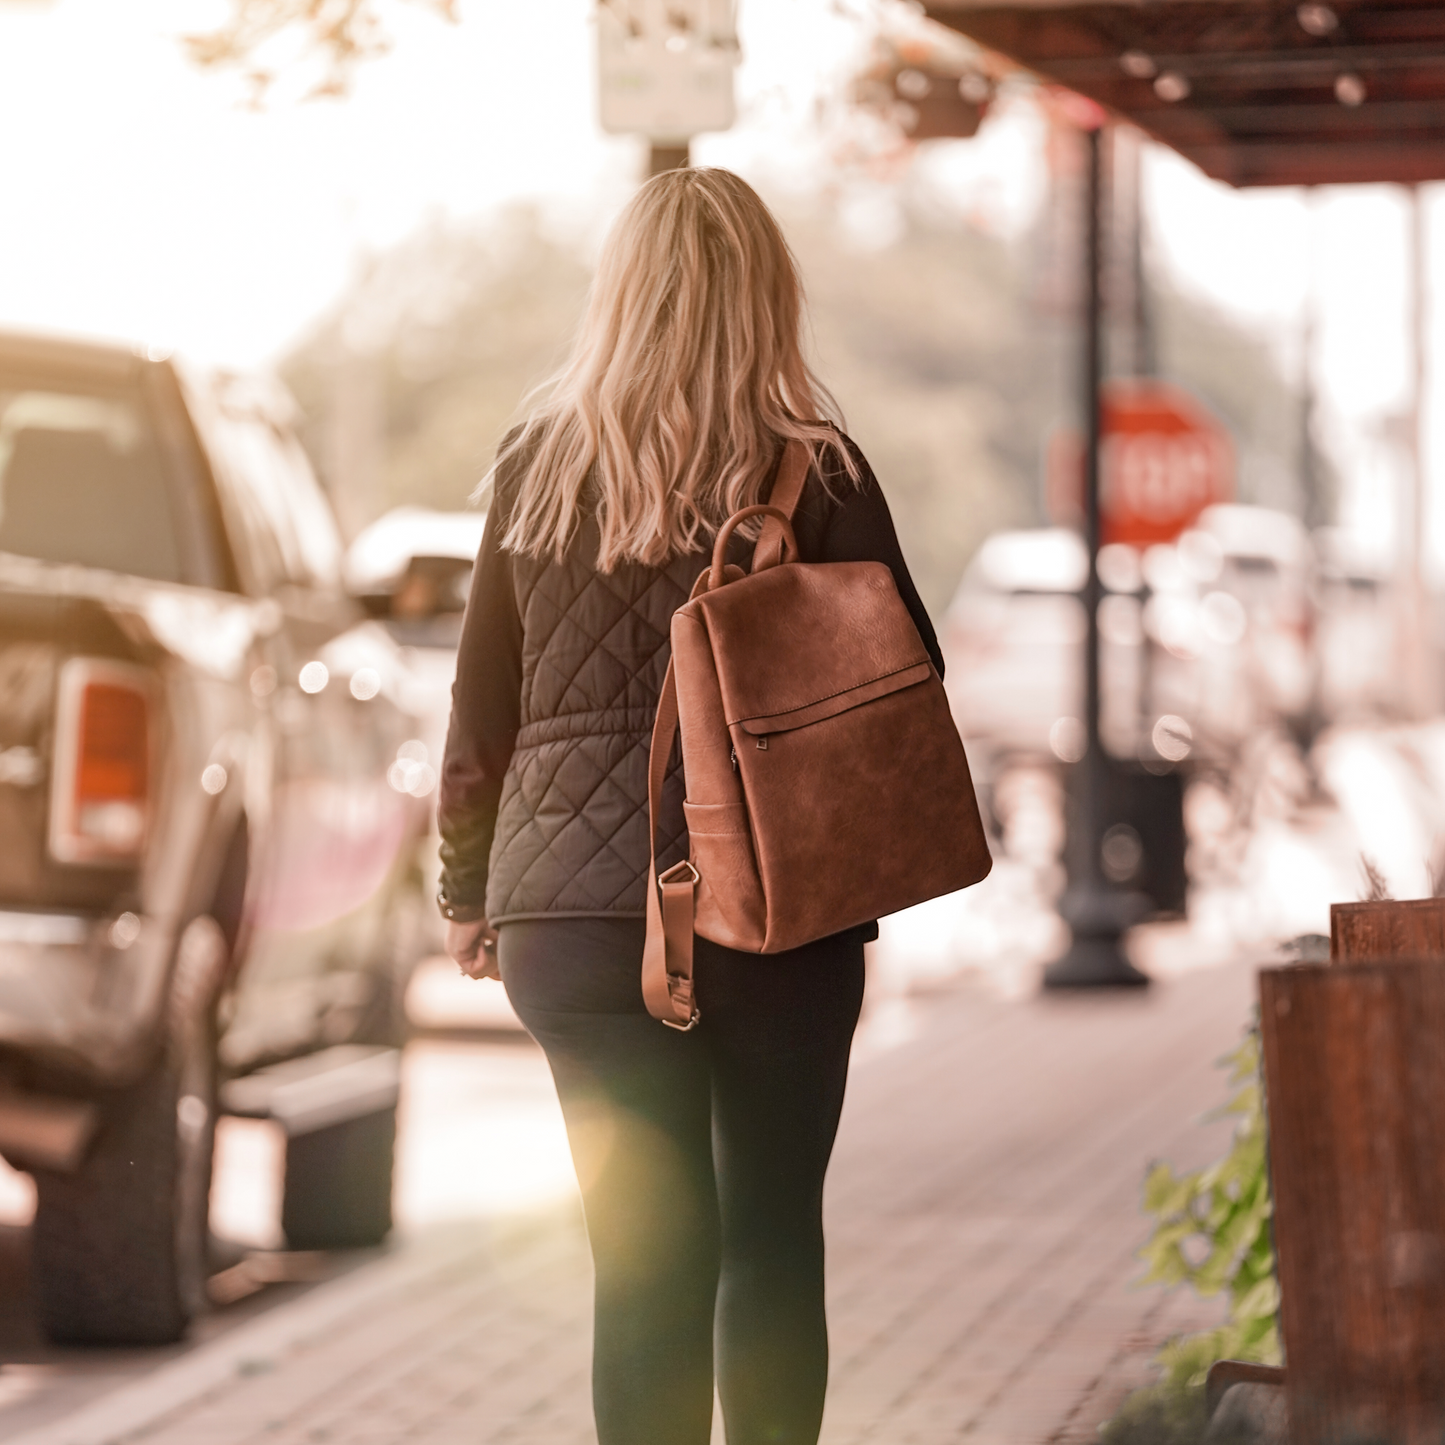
[1139,1024,1280,1390]
[1099,1377,1209,1445]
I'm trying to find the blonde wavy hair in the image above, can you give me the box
[491,167,856,570]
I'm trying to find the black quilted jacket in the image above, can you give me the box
[437,433,942,926]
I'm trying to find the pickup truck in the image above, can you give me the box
[0,330,434,1346]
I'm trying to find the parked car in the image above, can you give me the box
[1188,503,1314,746]
[347,506,485,649]
[942,527,1090,776]
[347,506,487,958]
[1311,526,1394,723]
[0,330,434,1346]
[946,506,1323,782]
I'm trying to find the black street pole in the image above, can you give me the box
[1044,123,1149,990]
[649,142,690,177]
[1128,128,1159,768]
[1082,125,1105,774]
[1129,132,1156,381]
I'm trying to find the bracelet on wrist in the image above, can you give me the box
[436,891,488,924]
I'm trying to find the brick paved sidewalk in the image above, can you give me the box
[17,962,1255,1445]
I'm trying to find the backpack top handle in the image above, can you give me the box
[709,504,798,591]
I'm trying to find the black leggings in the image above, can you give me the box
[499,917,866,1445]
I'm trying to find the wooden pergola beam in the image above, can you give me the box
[926,0,1445,185]
[1046,43,1445,83]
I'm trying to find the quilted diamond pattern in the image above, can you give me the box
[485,526,702,921]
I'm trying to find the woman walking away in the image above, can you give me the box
[438,167,943,1445]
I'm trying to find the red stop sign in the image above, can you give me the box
[1048,381,1235,547]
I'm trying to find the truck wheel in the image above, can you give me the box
[281,1107,396,1250]
[31,923,221,1346]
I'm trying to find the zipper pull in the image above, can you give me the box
[730,746,738,772]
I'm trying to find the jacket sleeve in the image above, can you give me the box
[817,438,945,679]
[436,493,523,922]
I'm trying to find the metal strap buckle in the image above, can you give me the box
[657,861,699,1030]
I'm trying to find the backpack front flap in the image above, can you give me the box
[684,559,992,953]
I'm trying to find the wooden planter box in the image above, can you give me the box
[1258,901,1445,1443]
[1332,898,1445,965]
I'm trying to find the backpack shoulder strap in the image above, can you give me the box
[641,656,700,1030]
[642,563,717,1029]
[641,440,812,1028]
[752,439,810,572]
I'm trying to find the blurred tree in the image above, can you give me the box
[1152,288,1339,522]
[789,211,1053,616]
[184,0,456,101]
[281,196,1306,615]
[281,208,591,526]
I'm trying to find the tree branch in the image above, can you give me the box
[183,0,459,101]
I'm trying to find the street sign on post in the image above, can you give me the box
[1048,380,1235,547]
[597,0,739,145]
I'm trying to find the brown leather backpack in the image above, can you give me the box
[643,440,993,1029]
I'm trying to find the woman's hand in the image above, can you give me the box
[446,918,500,980]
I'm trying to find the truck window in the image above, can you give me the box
[0,382,183,583]
[143,362,242,594]
[271,426,343,590]
[211,412,342,594]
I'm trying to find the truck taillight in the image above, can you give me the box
[49,660,151,865]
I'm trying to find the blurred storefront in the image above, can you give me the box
[920,0,1445,982]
